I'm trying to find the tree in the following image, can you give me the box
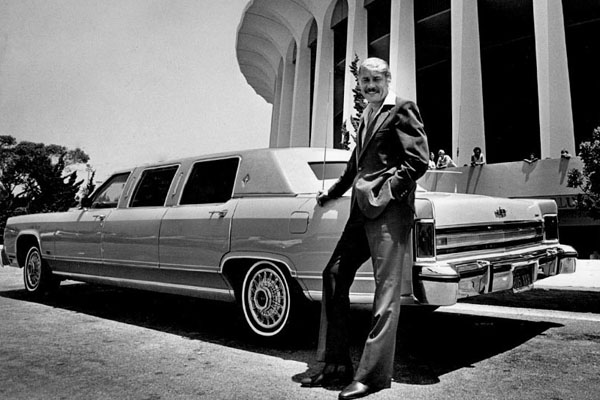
[341,54,366,150]
[567,127,600,219]
[0,135,91,240]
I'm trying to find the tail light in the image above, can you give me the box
[543,215,559,241]
[415,220,436,259]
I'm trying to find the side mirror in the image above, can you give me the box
[80,196,93,208]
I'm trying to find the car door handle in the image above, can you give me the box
[92,214,106,221]
[209,209,228,218]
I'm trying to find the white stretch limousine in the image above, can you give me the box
[1,148,577,338]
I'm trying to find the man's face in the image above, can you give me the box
[359,68,390,105]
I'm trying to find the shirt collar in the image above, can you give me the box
[365,91,396,117]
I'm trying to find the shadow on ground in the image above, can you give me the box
[460,288,600,314]
[0,283,562,387]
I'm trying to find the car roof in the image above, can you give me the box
[125,147,352,196]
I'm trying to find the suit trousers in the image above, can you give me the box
[316,200,413,389]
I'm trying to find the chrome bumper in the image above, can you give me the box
[413,244,578,306]
[0,245,9,267]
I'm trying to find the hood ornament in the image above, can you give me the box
[494,206,507,218]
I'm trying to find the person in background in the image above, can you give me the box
[470,147,486,166]
[436,149,456,169]
[524,152,539,164]
[301,57,429,399]
[428,152,436,169]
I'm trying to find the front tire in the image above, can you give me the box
[23,246,59,296]
[241,261,294,338]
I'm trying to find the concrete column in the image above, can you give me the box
[290,44,311,147]
[451,0,486,166]
[533,0,575,158]
[270,60,284,147]
[342,0,368,145]
[389,0,417,101]
[310,19,335,148]
[277,51,296,147]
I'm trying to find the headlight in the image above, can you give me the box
[415,220,435,259]
[543,215,559,241]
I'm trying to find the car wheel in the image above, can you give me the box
[23,246,59,295]
[241,261,293,338]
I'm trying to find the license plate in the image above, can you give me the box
[513,264,534,292]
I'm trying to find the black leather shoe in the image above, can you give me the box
[301,364,353,387]
[338,381,371,399]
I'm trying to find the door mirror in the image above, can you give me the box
[80,196,93,208]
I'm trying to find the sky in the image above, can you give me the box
[0,0,272,181]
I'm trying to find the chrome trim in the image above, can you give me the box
[413,244,577,306]
[51,255,157,269]
[414,218,436,260]
[0,245,9,267]
[52,271,235,301]
[158,263,217,273]
[220,253,297,278]
[296,274,373,281]
[49,255,103,264]
[306,290,375,304]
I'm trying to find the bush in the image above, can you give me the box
[567,127,600,219]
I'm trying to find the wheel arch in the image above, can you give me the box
[16,232,42,268]
[220,253,306,301]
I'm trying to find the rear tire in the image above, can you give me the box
[240,261,295,338]
[23,246,59,296]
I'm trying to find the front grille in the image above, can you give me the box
[436,221,543,255]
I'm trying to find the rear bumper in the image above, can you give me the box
[413,243,578,306]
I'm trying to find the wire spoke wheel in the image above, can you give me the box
[24,247,43,291]
[23,245,58,295]
[241,261,291,338]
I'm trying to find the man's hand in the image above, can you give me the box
[316,190,330,207]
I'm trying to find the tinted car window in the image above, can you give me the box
[309,162,348,180]
[91,172,130,209]
[130,166,179,207]
[180,158,239,205]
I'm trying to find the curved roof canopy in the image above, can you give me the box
[236,0,316,104]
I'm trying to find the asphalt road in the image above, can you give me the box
[1,264,600,400]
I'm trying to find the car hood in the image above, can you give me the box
[417,191,543,227]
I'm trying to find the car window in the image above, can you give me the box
[130,166,179,208]
[180,158,239,205]
[308,162,347,180]
[91,172,130,209]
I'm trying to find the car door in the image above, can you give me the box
[100,165,179,276]
[159,157,239,289]
[53,172,130,274]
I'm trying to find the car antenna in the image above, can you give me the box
[322,71,332,192]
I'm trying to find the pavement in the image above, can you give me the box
[534,259,600,292]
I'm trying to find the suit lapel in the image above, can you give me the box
[358,107,392,161]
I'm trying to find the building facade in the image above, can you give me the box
[236,0,600,166]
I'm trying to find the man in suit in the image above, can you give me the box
[301,57,429,399]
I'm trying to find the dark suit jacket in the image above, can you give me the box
[327,97,429,219]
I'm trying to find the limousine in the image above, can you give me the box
[1,148,577,338]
